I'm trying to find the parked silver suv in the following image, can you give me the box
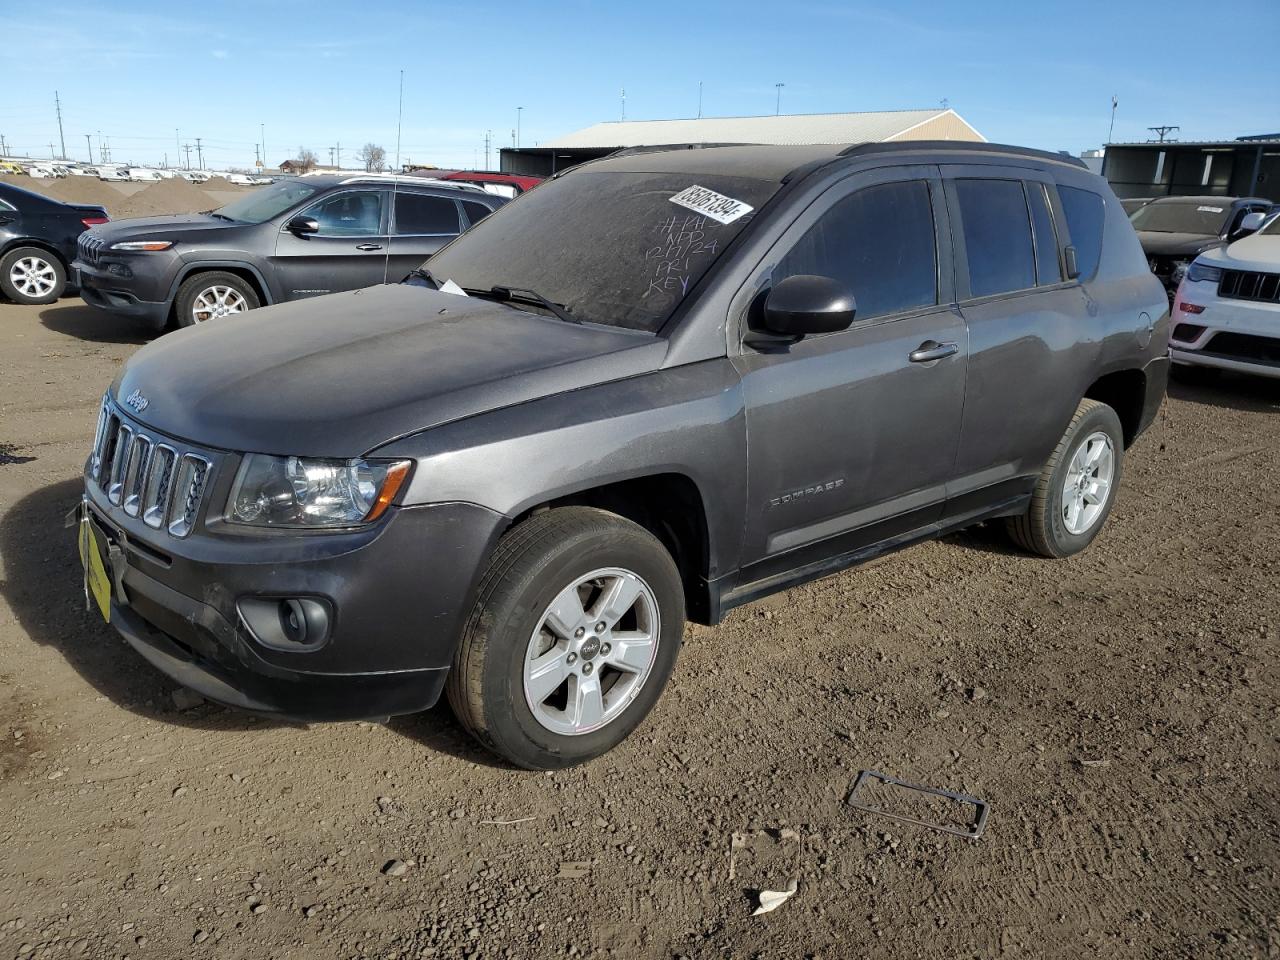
[79,142,1169,768]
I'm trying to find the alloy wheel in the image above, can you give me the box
[10,255,57,299]
[191,285,248,323]
[522,567,661,736]
[1061,431,1114,535]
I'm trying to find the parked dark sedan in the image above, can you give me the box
[1131,195,1272,295]
[73,175,506,330]
[0,182,108,304]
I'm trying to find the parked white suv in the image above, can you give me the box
[1171,212,1280,379]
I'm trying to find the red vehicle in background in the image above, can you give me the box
[410,170,543,199]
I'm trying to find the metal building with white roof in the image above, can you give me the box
[500,108,984,176]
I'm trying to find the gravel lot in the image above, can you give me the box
[0,296,1277,959]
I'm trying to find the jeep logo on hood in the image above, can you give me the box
[124,388,150,413]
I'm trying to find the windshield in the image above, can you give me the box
[213,179,321,224]
[1130,200,1230,236]
[425,170,780,332]
[1258,211,1280,237]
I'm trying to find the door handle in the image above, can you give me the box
[909,340,959,363]
[355,243,383,251]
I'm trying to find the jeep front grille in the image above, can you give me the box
[90,399,213,538]
[78,233,106,266]
[1219,269,1280,304]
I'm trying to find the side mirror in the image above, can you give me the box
[285,215,319,236]
[1064,245,1081,280]
[1234,211,1266,237]
[757,274,857,338]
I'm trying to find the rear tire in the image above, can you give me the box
[1,246,65,304]
[447,507,684,770]
[173,271,259,328]
[1006,398,1124,558]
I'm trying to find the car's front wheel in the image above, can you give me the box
[1,246,66,305]
[174,271,260,328]
[1007,398,1125,558]
[447,507,684,769]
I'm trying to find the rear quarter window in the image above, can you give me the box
[1058,186,1105,282]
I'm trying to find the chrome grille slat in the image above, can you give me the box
[122,436,152,517]
[168,454,211,538]
[142,445,177,529]
[106,425,134,505]
[90,401,214,538]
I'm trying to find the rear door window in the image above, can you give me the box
[394,193,460,235]
[462,200,494,227]
[1057,186,1105,281]
[1026,183,1063,285]
[953,179,1036,298]
[774,180,937,321]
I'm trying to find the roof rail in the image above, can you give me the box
[837,140,1088,169]
[606,142,766,159]
[334,173,487,192]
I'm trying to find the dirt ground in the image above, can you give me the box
[0,296,1277,960]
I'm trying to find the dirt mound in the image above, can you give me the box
[201,175,235,190]
[114,177,215,219]
[44,177,124,210]
[0,174,60,198]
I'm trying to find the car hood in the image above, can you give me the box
[87,213,228,242]
[1198,233,1280,273]
[112,283,667,458]
[1136,231,1223,258]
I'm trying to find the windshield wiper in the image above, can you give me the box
[208,212,237,222]
[481,285,581,325]
[404,267,438,288]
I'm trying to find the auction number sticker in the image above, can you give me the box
[669,185,753,224]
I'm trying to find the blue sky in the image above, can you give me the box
[3,0,1276,170]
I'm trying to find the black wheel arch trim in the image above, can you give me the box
[167,260,275,307]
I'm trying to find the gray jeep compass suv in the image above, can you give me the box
[78,142,1169,769]
[73,175,504,330]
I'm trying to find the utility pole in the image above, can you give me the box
[328,146,335,166]
[183,143,192,169]
[698,81,703,119]
[394,69,404,171]
[260,123,266,169]
[621,88,626,122]
[775,82,785,116]
[517,106,523,148]
[1107,95,1118,144]
[484,130,491,171]
[1147,125,1179,143]
[54,91,67,159]
[195,137,203,169]
[49,143,57,159]
[1,133,9,155]
[255,143,261,168]
[85,134,93,164]
[336,142,341,169]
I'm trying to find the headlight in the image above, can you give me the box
[1185,261,1222,284]
[227,455,411,528]
[109,240,174,251]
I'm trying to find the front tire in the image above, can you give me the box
[1,246,66,304]
[174,271,259,328]
[447,507,685,769]
[1007,398,1124,558]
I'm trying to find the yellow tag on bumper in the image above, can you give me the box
[78,514,113,623]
